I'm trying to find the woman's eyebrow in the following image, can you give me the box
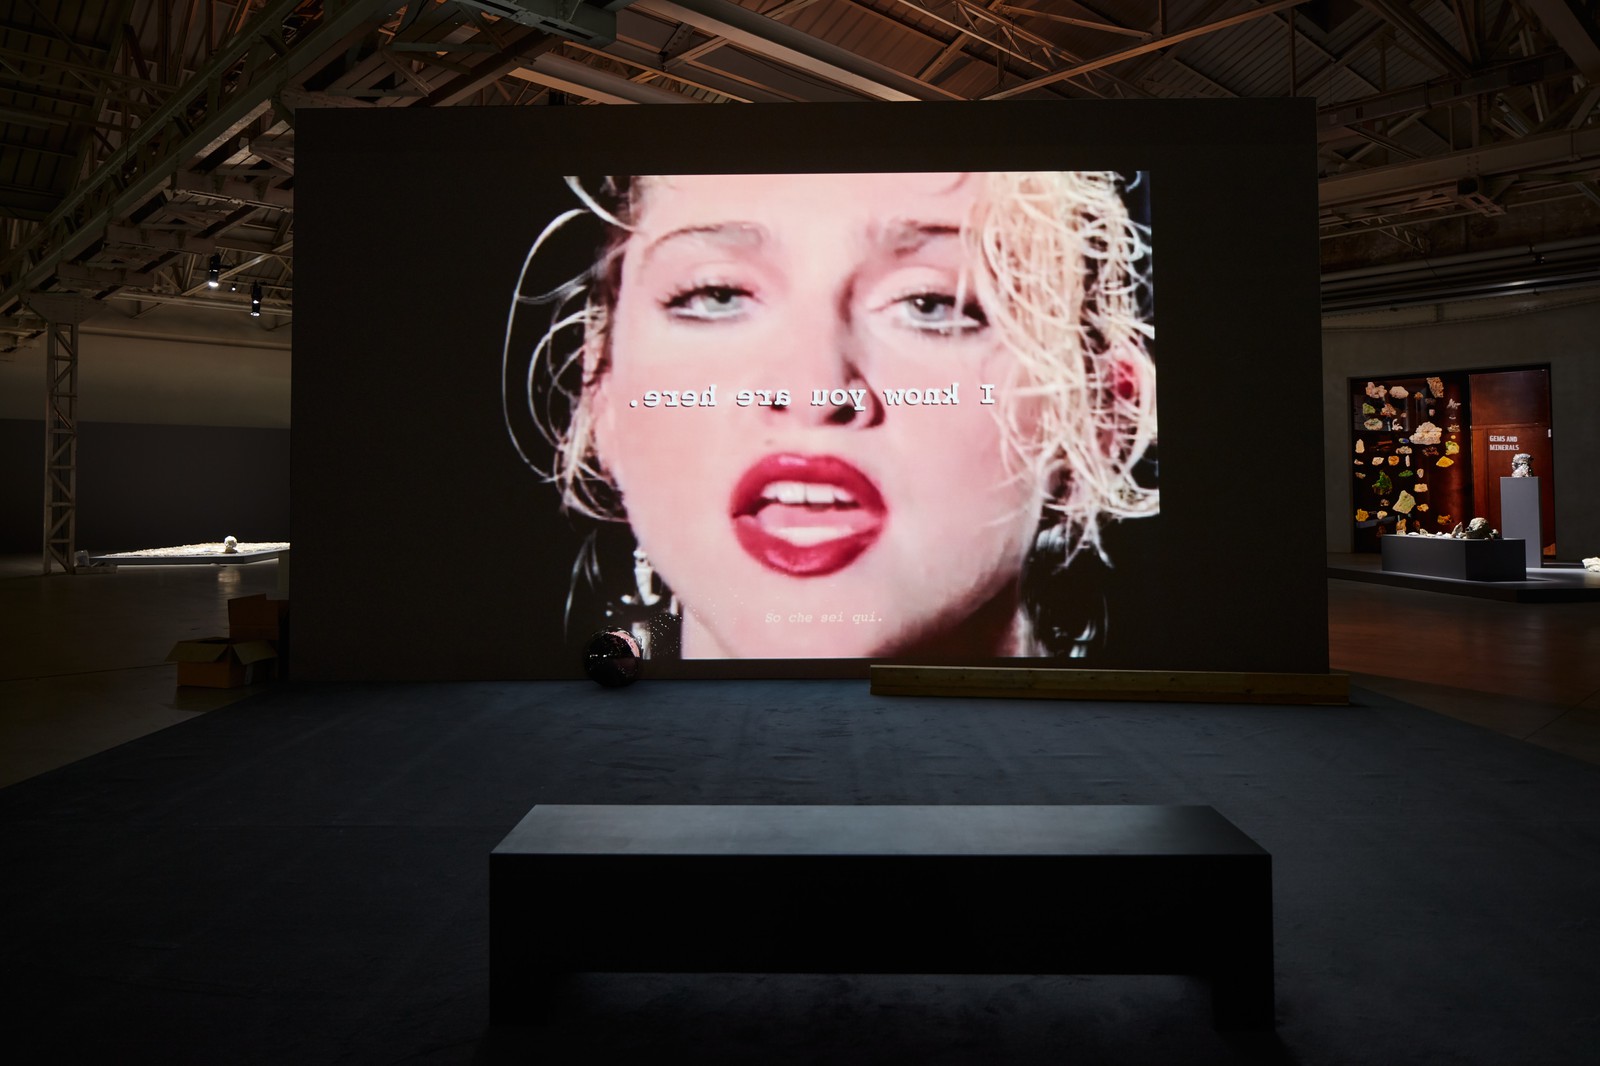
[640,222,765,265]
[882,220,961,255]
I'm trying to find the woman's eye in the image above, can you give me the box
[896,292,988,335]
[663,284,752,321]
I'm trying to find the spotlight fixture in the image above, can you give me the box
[207,253,221,289]
[250,283,262,317]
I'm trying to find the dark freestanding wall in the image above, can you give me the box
[294,100,1325,680]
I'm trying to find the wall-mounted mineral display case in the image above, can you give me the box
[1349,366,1555,556]
[1349,374,1470,551]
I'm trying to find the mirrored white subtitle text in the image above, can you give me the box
[626,383,996,409]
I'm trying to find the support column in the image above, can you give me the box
[25,291,104,576]
[43,320,79,575]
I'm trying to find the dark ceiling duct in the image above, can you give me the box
[454,0,634,46]
[1321,237,1600,312]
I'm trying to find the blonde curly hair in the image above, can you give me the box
[507,171,1156,571]
[967,171,1157,566]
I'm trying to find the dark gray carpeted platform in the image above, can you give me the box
[3,680,1597,1064]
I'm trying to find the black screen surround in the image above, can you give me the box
[294,100,1324,680]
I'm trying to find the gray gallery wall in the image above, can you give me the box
[0,419,290,553]
[0,312,291,554]
[1321,291,1600,557]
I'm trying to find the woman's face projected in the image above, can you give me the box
[593,173,1048,658]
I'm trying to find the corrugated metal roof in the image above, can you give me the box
[0,0,131,220]
[2,0,1596,328]
[1136,56,1237,99]
[1417,0,1469,57]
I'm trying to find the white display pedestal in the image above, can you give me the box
[1499,477,1542,569]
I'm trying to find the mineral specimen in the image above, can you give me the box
[1410,422,1443,445]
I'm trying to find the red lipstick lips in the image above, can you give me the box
[730,454,886,577]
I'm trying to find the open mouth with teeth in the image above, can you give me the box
[730,454,886,576]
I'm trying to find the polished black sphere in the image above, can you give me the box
[584,627,642,688]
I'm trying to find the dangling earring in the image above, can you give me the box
[1066,618,1100,660]
[1034,523,1067,559]
[602,539,682,661]
[621,546,661,607]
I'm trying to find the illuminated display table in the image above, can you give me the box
[490,804,1273,1029]
[1380,535,1527,581]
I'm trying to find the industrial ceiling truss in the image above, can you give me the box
[5,0,1600,343]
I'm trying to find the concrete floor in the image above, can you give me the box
[0,554,281,788]
[2,553,1597,789]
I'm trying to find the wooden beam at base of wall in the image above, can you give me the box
[870,666,1350,706]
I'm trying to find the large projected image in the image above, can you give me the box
[503,170,1157,662]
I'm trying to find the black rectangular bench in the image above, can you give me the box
[490,804,1273,1029]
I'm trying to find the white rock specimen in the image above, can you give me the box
[1410,422,1443,445]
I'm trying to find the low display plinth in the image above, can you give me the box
[490,804,1273,1030]
[1380,535,1527,581]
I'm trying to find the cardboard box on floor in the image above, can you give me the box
[167,638,277,689]
[228,594,290,677]
[228,594,289,643]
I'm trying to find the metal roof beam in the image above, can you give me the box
[880,0,1145,96]
[676,43,861,101]
[599,35,788,100]
[98,289,293,317]
[634,0,960,100]
[1358,0,1472,79]
[1319,123,1600,208]
[0,0,403,315]
[1521,0,1600,84]
[171,172,295,211]
[507,52,697,103]
[57,263,157,289]
[101,225,291,259]
[416,25,559,106]
[0,19,111,55]
[993,4,1150,40]
[985,0,1311,100]
[1317,49,1573,141]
